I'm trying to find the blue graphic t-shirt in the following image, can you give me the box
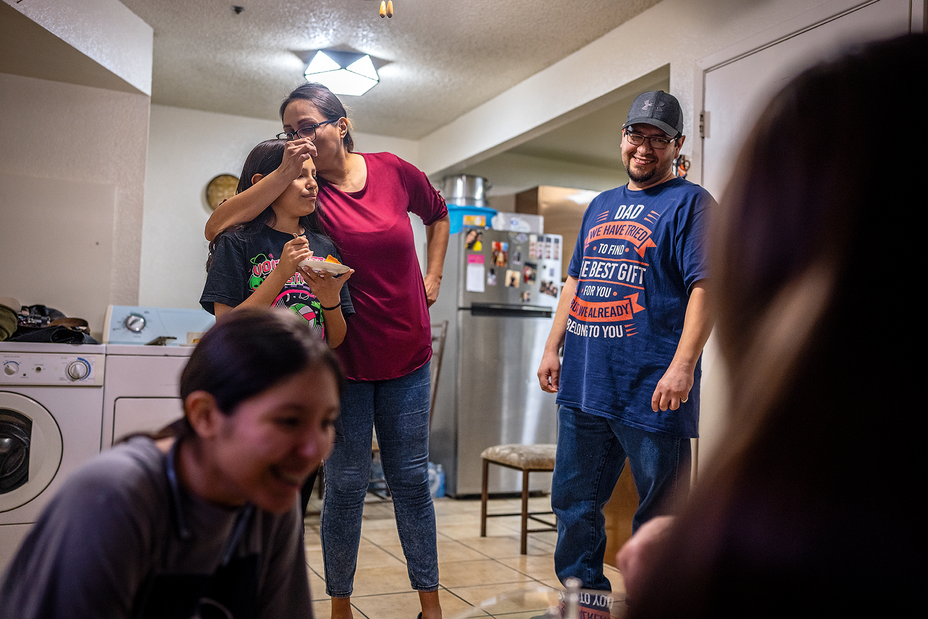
[557,177,713,438]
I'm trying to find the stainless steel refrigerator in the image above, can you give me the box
[429,228,563,496]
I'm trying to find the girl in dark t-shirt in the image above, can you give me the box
[200,139,354,347]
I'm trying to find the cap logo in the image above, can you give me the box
[626,91,683,136]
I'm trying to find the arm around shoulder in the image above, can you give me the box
[206,138,317,241]
[206,185,274,242]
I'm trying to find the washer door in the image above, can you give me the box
[0,392,63,513]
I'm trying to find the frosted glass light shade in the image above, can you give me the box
[305,50,379,96]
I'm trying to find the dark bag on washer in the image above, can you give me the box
[8,305,100,344]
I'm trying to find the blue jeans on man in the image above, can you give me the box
[551,405,691,591]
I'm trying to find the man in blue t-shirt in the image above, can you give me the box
[537,90,715,593]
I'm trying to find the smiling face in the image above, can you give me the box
[281,99,346,174]
[270,157,318,222]
[207,363,339,513]
[621,124,684,190]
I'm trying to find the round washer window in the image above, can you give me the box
[0,392,62,513]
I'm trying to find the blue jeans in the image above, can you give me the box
[320,362,439,596]
[551,405,691,591]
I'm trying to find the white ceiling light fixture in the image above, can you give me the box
[304,50,379,96]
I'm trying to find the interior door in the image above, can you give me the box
[702,0,912,200]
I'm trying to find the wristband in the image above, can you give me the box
[320,303,341,311]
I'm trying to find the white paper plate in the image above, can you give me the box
[299,258,351,275]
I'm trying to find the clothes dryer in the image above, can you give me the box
[102,306,214,447]
[0,341,106,572]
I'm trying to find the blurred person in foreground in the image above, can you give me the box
[616,33,926,617]
[0,308,341,618]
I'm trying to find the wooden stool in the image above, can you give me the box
[480,443,557,554]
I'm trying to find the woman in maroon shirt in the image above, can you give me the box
[207,83,449,619]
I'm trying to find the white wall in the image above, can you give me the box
[139,106,280,309]
[0,73,149,337]
[1,0,152,94]
[0,0,151,338]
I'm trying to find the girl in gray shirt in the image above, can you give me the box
[0,308,343,618]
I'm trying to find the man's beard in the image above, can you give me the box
[626,163,656,185]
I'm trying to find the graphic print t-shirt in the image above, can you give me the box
[557,177,712,438]
[200,225,354,340]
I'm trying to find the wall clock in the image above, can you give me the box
[205,174,239,210]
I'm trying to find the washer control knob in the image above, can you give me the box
[67,359,91,381]
[3,361,19,376]
[124,313,146,333]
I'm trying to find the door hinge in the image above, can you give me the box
[700,111,709,139]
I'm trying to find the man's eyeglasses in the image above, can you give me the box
[624,128,678,150]
[277,118,339,142]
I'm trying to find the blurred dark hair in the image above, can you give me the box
[629,34,925,618]
[279,82,354,152]
[206,139,327,271]
[126,308,344,443]
[182,307,344,414]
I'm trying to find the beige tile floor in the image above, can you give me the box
[303,493,628,619]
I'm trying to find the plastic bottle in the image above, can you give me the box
[428,462,446,498]
[435,464,445,498]
[563,577,580,619]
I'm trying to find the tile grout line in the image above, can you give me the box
[304,496,568,617]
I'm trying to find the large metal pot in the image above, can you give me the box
[441,174,491,206]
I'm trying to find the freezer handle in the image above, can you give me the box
[468,303,552,318]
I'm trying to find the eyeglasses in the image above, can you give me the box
[624,128,678,150]
[276,118,339,142]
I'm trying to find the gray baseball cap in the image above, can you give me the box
[624,90,683,138]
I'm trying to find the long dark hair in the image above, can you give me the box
[279,82,354,152]
[628,34,925,617]
[206,139,327,271]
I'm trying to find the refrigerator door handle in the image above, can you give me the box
[468,303,552,318]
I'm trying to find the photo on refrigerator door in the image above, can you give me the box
[522,262,537,285]
[540,280,558,298]
[465,229,483,251]
[492,242,508,267]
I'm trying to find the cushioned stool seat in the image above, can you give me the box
[480,443,557,554]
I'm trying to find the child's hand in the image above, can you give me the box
[279,138,317,181]
[300,266,354,310]
[279,236,313,276]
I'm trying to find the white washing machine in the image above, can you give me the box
[0,340,106,572]
[102,306,215,447]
